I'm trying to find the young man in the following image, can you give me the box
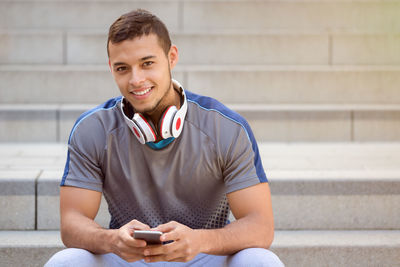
[45,9,283,266]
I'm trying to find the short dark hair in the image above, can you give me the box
[107,9,171,57]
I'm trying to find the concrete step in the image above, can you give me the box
[272,230,400,267]
[1,103,400,142]
[0,231,63,267]
[2,31,399,65]
[1,143,399,230]
[269,170,400,230]
[0,1,180,31]
[182,1,400,34]
[0,230,399,267]
[1,65,400,105]
[1,1,399,33]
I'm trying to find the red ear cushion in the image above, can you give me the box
[171,91,187,138]
[171,111,185,137]
[175,117,182,131]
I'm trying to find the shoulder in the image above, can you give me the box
[68,96,123,144]
[185,90,253,142]
[185,90,267,183]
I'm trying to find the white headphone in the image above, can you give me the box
[120,79,188,144]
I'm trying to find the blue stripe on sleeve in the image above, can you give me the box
[60,96,122,186]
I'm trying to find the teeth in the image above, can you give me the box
[132,87,152,96]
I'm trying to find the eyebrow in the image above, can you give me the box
[112,55,156,67]
[113,62,125,67]
[141,55,156,61]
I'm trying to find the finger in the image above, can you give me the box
[160,230,181,243]
[119,250,146,263]
[123,234,147,248]
[122,220,151,248]
[166,257,191,263]
[144,255,164,263]
[144,253,177,263]
[120,228,147,248]
[153,222,182,243]
[143,242,176,257]
[128,219,151,231]
[152,221,178,233]
[145,252,189,263]
[159,246,196,263]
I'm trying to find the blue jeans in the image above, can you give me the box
[45,247,284,267]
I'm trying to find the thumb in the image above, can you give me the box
[152,221,178,233]
[127,219,151,231]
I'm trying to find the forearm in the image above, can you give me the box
[196,212,274,255]
[61,210,117,254]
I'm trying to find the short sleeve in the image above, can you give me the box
[222,119,267,194]
[60,114,106,192]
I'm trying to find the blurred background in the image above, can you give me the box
[0,1,400,266]
[0,0,399,143]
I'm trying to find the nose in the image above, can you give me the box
[129,67,145,87]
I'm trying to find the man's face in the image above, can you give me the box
[108,34,178,114]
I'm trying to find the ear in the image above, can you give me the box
[168,45,179,70]
[108,59,112,73]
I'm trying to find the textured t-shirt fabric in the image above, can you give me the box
[61,89,267,229]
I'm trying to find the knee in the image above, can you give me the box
[228,248,284,267]
[45,248,97,267]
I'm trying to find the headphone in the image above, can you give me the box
[120,79,188,144]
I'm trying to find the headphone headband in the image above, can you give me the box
[121,79,188,144]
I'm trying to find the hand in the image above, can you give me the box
[111,219,151,262]
[142,221,202,263]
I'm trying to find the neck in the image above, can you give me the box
[146,84,181,141]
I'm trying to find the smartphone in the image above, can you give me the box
[133,230,163,244]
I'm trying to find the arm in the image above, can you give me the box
[144,182,274,262]
[201,182,274,253]
[60,186,150,262]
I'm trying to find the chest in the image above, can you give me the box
[103,129,225,203]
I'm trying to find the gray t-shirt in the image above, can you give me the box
[61,89,267,229]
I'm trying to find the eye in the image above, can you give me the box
[116,66,127,72]
[143,61,154,67]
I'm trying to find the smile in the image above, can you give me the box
[132,87,153,96]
